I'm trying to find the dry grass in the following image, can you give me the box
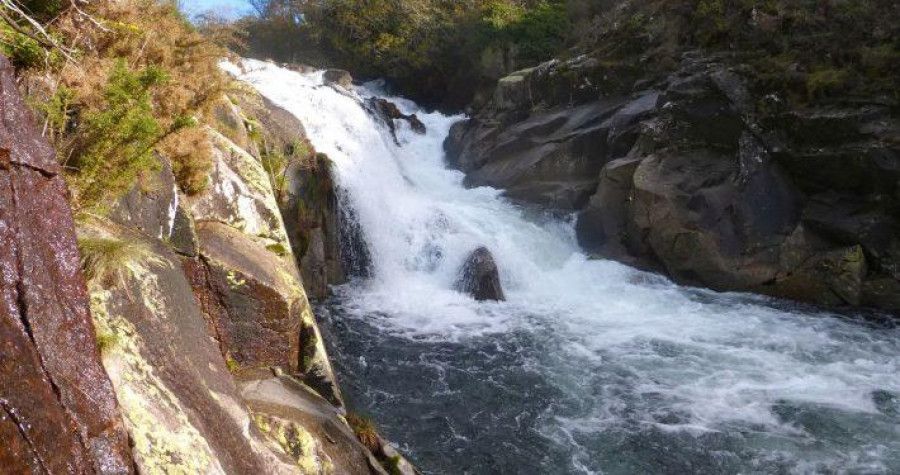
[78,236,169,288]
[345,412,381,452]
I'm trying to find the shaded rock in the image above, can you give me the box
[323,69,353,89]
[445,93,661,210]
[763,246,868,306]
[457,51,900,312]
[862,278,900,312]
[455,247,505,301]
[110,153,180,242]
[576,156,648,267]
[283,153,345,300]
[0,53,133,473]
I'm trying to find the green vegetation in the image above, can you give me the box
[242,0,571,109]
[78,236,168,288]
[238,0,898,108]
[575,0,900,103]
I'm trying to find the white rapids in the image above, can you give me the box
[228,59,900,474]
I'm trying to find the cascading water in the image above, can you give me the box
[230,60,900,474]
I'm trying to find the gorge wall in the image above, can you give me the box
[446,52,900,314]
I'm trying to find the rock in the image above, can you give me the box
[763,246,868,306]
[187,129,290,246]
[0,53,134,473]
[862,278,900,312]
[365,97,427,143]
[575,156,646,266]
[323,69,353,89]
[213,96,253,152]
[84,221,295,474]
[448,98,629,209]
[283,153,345,300]
[455,247,505,301]
[455,51,900,312]
[240,373,379,474]
[110,153,180,241]
[189,222,304,371]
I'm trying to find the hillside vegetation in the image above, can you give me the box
[241,0,899,110]
[1,0,232,212]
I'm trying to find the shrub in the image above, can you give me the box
[66,61,182,211]
[5,0,232,209]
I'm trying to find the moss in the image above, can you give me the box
[806,68,851,100]
[225,357,240,373]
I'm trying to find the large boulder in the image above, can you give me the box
[0,54,134,473]
[455,247,505,301]
[187,128,342,405]
[188,221,304,371]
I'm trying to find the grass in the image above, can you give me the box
[78,236,168,288]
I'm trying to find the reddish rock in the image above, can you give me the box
[187,222,303,371]
[0,54,133,473]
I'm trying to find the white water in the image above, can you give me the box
[230,60,900,473]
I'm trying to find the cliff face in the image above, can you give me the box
[84,89,393,473]
[446,52,900,314]
[0,55,134,474]
[2,50,409,474]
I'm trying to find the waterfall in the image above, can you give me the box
[231,60,900,474]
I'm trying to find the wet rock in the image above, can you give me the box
[0,54,134,473]
[323,69,353,89]
[575,156,647,267]
[455,247,505,301]
[366,97,427,143]
[283,153,345,300]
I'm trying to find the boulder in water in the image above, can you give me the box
[323,69,353,89]
[366,97,427,142]
[455,247,505,301]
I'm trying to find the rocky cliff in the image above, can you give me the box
[2,51,413,474]
[446,52,900,314]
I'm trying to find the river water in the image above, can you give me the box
[232,60,900,474]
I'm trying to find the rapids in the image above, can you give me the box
[229,60,900,474]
